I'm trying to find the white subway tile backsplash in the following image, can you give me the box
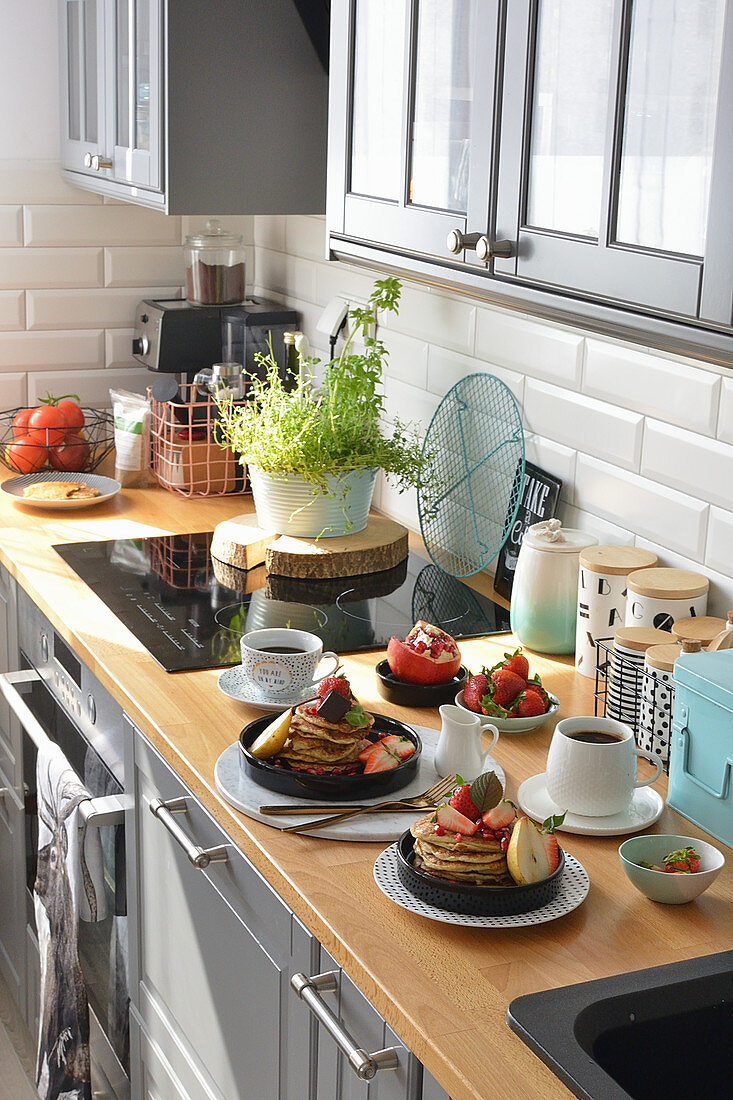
[382,329,428,389]
[574,454,708,560]
[0,372,27,408]
[105,329,139,369]
[475,307,584,387]
[635,536,733,617]
[427,346,523,404]
[25,205,181,247]
[719,378,733,444]
[27,286,181,330]
[284,216,327,262]
[255,249,316,303]
[253,216,287,253]
[523,434,576,503]
[385,283,476,355]
[104,247,184,288]
[315,262,380,312]
[558,501,635,546]
[707,508,733,579]
[584,338,720,435]
[27,367,151,407]
[0,207,23,246]
[0,247,103,289]
[0,330,103,371]
[642,419,733,511]
[383,377,439,433]
[524,379,643,471]
[0,292,24,331]
[376,473,420,533]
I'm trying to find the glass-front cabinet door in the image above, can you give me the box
[60,0,106,173]
[111,0,161,190]
[495,0,733,322]
[330,0,502,266]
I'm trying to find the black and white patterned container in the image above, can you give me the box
[575,546,658,679]
[639,642,680,767]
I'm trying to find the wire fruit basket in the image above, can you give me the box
[0,407,114,475]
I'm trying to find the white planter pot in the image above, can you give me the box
[248,465,377,537]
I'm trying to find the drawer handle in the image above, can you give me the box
[149,797,229,869]
[291,971,399,1081]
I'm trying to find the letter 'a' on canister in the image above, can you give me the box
[575,546,658,679]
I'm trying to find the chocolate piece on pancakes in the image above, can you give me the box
[410,813,513,887]
[277,695,375,773]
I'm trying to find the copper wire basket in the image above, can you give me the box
[0,407,114,474]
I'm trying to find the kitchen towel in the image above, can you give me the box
[34,741,104,1100]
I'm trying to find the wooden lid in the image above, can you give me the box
[614,626,675,652]
[626,567,709,600]
[579,545,658,575]
[671,616,726,646]
[644,642,682,672]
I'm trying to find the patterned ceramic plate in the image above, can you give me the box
[2,471,121,510]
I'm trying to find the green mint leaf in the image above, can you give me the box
[469,771,503,814]
[345,704,369,729]
[541,813,566,833]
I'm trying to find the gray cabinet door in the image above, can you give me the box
[0,766,25,1009]
[0,565,20,786]
[130,727,316,1100]
[312,947,420,1100]
[494,0,733,322]
[330,0,502,269]
[59,0,107,176]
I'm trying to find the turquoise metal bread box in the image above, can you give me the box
[669,650,733,847]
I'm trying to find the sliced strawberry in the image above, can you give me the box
[482,799,517,829]
[379,734,415,760]
[362,741,401,773]
[463,673,488,712]
[435,803,478,836]
[662,846,700,874]
[449,783,481,821]
[540,831,561,874]
[358,742,378,764]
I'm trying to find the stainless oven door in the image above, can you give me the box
[0,666,130,1100]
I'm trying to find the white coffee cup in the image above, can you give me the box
[240,628,339,696]
[545,715,663,817]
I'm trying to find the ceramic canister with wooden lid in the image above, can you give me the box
[575,545,658,679]
[624,568,709,631]
[671,615,727,650]
[606,626,673,728]
[639,641,683,766]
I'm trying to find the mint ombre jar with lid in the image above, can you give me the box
[510,519,597,655]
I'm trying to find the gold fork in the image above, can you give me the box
[280,774,457,833]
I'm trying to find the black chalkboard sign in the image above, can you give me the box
[493,461,563,599]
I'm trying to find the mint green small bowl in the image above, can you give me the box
[619,834,724,904]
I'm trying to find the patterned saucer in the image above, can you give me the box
[217,665,316,712]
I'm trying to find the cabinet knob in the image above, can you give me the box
[476,236,513,262]
[83,152,113,172]
[446,229,483,255]
[132,336,149,357]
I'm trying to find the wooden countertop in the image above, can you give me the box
[1,479,732,1100]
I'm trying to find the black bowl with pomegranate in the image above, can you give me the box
[378,621,465,706]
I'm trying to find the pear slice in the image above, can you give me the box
[249,709,293,759]
[506,816,552,885]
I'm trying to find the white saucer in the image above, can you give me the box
[217,665,316,712]
[517,773,664,836]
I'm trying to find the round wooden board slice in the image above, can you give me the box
[265,515,409,579]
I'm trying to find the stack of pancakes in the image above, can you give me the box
[278,700,375,773]
[410,814,513,887]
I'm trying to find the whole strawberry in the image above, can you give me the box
[515,690,547,718]
[449,782,481,821]
[462,673,488,713]
[490,667,526,708]
[316,675,350,700]
[500,648,530,681]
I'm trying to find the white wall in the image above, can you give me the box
[251,215,733,615]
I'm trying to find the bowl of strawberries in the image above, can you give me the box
[456,648,559,733]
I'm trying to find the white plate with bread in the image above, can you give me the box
[2,471,121,509]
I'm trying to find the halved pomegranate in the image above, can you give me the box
[386,621,462,685]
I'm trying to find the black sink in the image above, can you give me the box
[507,951,733,1099]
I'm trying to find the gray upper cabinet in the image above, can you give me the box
[328,0,733,360]
[59,0,328,214]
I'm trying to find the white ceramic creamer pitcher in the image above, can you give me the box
[434,704,499,778]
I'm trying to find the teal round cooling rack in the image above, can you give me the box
[417,373,525,577]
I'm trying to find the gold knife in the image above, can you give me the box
[259,804,425,816]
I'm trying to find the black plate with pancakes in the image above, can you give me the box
[239,713,422,800]
[395,831,565,916]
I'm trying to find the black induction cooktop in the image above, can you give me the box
[53,532,511,672]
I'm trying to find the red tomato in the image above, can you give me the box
[386,621,462,684]
[28,405,68,447]
[12,408,33,439]
[6,434,48,474]
[55,399,85,431]
[49,432,91,472]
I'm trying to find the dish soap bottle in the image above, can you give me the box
[510,519,597,655]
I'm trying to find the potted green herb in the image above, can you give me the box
[215,277,425,537]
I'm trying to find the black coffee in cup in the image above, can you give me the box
[567,730,624,745]
[258,646,305,654]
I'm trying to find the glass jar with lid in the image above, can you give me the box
[184,219,246,306]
